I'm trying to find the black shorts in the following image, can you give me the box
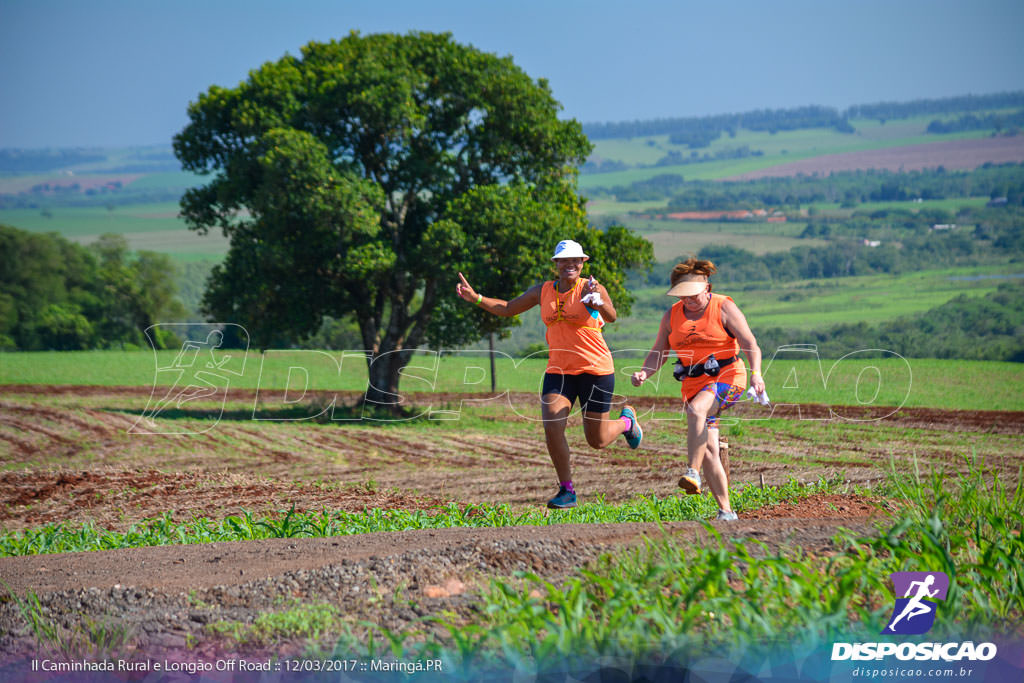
[541,372,615,414]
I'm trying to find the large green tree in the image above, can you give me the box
[174,31,652,406]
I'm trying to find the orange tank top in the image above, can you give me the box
[668,293,746,396]
[540,279,614,375]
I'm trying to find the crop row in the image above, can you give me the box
[0,477,840,556]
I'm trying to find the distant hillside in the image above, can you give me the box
[578,91,1024,190]
[0,145,180,175]
[582,90,1024,142]
[720,136,1024,181]
[0,149,107,173]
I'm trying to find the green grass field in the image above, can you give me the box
[588,118,962,168]
[0,202,183,237]
[0,201,229,260]
[586,197,670,217]
[582,122,992,189]
[807,196,991,216]
[727,267,1015,330]
[121,170,203,191]
[621,217,812,237]
[625,227,823,261]
[611,214,822,261]
[2,349,1020,411]
[599,197,990,223]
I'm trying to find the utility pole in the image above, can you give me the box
[489,333,497,393]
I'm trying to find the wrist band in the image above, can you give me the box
[751,371,762,377]
[475,294,483,305]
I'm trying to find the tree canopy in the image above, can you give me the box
[173,31,652,405]
[0,226,185,350]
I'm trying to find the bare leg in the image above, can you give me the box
[541,393,573,482]
[719,436,730,485]
[702,425,732,513]
[684,389,718,472]
[705,425,720,472]
[706,424,719,465]
[582,411,627,449]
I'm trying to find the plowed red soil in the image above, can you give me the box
[0,385,1020,597]
[720,135,1024,180]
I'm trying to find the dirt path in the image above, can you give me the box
[0,504,879,597]
[0,498,881,664]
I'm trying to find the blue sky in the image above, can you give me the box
[2,0,1023,149]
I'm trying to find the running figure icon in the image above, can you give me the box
[130,323,249,435]
[886,574,939,632]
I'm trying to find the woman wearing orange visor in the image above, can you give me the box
[631,258,765,521]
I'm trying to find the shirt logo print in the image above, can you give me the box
[554,299,566,322]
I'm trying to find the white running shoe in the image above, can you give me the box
[678,467,701,494]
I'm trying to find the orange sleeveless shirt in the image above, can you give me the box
[668,293,746,397]
[540,279,614,375]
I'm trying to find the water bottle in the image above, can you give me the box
[704,354,720,377]
[673,359,686,381]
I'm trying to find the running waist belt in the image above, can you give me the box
[673,354,737,380]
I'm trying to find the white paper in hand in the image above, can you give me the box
[581,276,603,307]
[746,386,771,406]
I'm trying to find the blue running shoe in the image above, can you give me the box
[547,486,577,509]
[620,405,642,449]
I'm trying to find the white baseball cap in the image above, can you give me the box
[551,239,589,261]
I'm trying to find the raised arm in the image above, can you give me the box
[631,309,673,386]
[456,272,541,317]
[721,298,765,393]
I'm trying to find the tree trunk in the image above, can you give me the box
[363,348,413,414]
[356,279,434,415]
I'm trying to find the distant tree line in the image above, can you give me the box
[846,91,1024,123]
[692,231,981,283]
[584,105,854,144]
[756,281,1024,361]
[631,203,1023,289]
[609,173,688,201]
[652,145,763,168]
[0,147,182,175]
[581,158,632,174]
[926,110,1024,134]
[0,225,185,350]
[634,163,1024,210]
[583,150,760,175]
[582,92,1024,144]
[0,187,188,210]
[805,207,1024,253]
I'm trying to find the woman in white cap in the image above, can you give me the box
[630,257,764,521]
[455,239,643,509]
